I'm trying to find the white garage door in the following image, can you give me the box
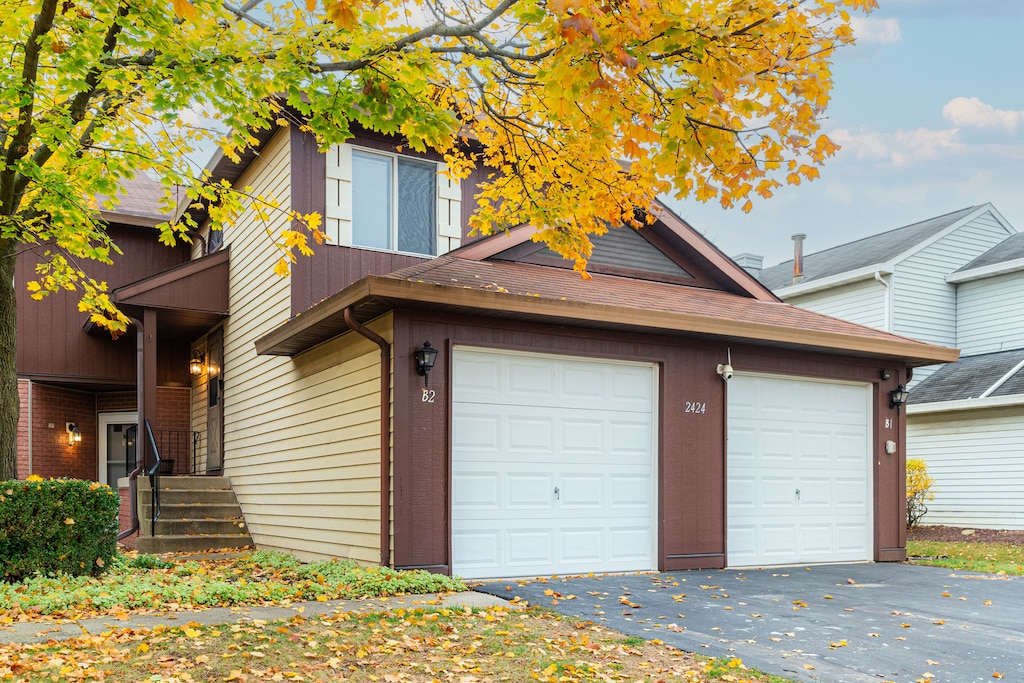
[451,347,656,579]
[728,374,872,567]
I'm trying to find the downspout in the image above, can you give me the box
[117,315,145,542]
[343,307,392,568]
[26,380,32,475]
[873,271,890,331]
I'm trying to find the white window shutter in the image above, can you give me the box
[436,163,462,254]
[325,144,353,245]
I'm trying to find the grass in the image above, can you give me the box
[0,550,798,682]
[907,540,1024,575]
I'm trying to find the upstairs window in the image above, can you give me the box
[325,143,462,257]
[352,150,437,256]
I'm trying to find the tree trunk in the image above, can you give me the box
[0,238,19,481]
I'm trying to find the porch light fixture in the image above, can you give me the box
[414,341,439,387]
[889,384,910,412]
[190,351,205,377]
[66,422,82,445]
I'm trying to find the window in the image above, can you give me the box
[351,149,437,256]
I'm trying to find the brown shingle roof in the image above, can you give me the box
[385,257,937,346]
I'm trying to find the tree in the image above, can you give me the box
[0,0,875,478]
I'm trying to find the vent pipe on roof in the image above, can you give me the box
[792,233,807,283]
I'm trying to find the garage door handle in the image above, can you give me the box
[554,486,560,500]
[795,488,801,500]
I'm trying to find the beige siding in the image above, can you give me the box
[785,278,889,331]
[208,128,393,563]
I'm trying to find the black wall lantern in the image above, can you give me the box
[889,384,910,412]
[414,341,439,387]
[190,350,205,377]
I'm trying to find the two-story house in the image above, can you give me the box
[756,205,1024,530]
[17,119,957,574]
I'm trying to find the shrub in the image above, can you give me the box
[0,477,120,581]
[906,458,936,530]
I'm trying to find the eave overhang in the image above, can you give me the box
[255,274,959,367]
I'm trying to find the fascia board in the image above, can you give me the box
[947,257,1024,284]
[774,265,893,298]
[907,393,1024,415]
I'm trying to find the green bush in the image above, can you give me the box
[906,458,936,530]
[0,477,120,581]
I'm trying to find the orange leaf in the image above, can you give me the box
[171,0,196,21]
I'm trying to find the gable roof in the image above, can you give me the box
[758,205,984,291]
[910,348,1024,405]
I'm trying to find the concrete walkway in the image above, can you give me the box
[0,591,512,646]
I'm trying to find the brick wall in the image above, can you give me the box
[97,391,136,413]
[28,384,97,480]
[15,380,28,479]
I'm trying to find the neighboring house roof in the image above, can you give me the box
[957,231,1024,271]
[757,206,982,290]
[910,348,1024,404]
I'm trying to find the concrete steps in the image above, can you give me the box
[135,476,253,555]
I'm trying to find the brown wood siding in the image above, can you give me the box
[289,128,431,314]
[16,224,190,383]
[391,310,907,574]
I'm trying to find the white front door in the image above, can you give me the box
[451,347,657,579]
[98,411,138,486]
[727,374,872,567]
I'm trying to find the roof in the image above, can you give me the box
[955,231,1024,272]
[98,172,183,228]
[256,255,958,366]
[757,206,981,290]
[910,348,1024,404]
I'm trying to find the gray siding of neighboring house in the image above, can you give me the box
[908,406,1024,530]
[956,270,1024,357]
[891,211,1011,384]
[785,278,889,331]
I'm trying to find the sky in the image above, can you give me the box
[666,0,1024,267]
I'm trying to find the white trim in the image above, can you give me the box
[98,411,138,485]
[775,265,893,298]
[908,393,1024,414]
[946,257,1024,284]
[26,380,32,476]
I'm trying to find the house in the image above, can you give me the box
[16,122,958,574]
[755,206,1024,530]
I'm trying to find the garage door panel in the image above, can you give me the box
[728,375,871,567]
[452,348,655,578]
[452,474,500,509]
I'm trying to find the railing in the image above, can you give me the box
[150,429,204,475]
[145,419,163,529]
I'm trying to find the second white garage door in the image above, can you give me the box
[451,347,656,579]
[727,374,872,567]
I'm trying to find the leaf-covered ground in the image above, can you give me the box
[0,551,794,682]
[0,551,464,622]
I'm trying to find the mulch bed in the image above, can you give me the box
[908,525,1024,545]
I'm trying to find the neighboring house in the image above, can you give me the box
[15,123,958,575]
[756,205,1024,530]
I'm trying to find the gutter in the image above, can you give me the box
[907,393,1024,415]
[343,307,392,568]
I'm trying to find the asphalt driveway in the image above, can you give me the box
[475,563,1024,682]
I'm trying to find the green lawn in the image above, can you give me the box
[907,540,1024,575]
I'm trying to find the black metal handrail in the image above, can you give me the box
[144,419,163,530]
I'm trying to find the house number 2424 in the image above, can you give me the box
[421,388,436,403]
[684,401,706,414]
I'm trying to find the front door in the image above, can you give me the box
[206,328,224,472]
[98,411,138,486]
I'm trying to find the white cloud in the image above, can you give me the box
[830,127,962,167]
[849,17,902,45]
[942,96,1024,132]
